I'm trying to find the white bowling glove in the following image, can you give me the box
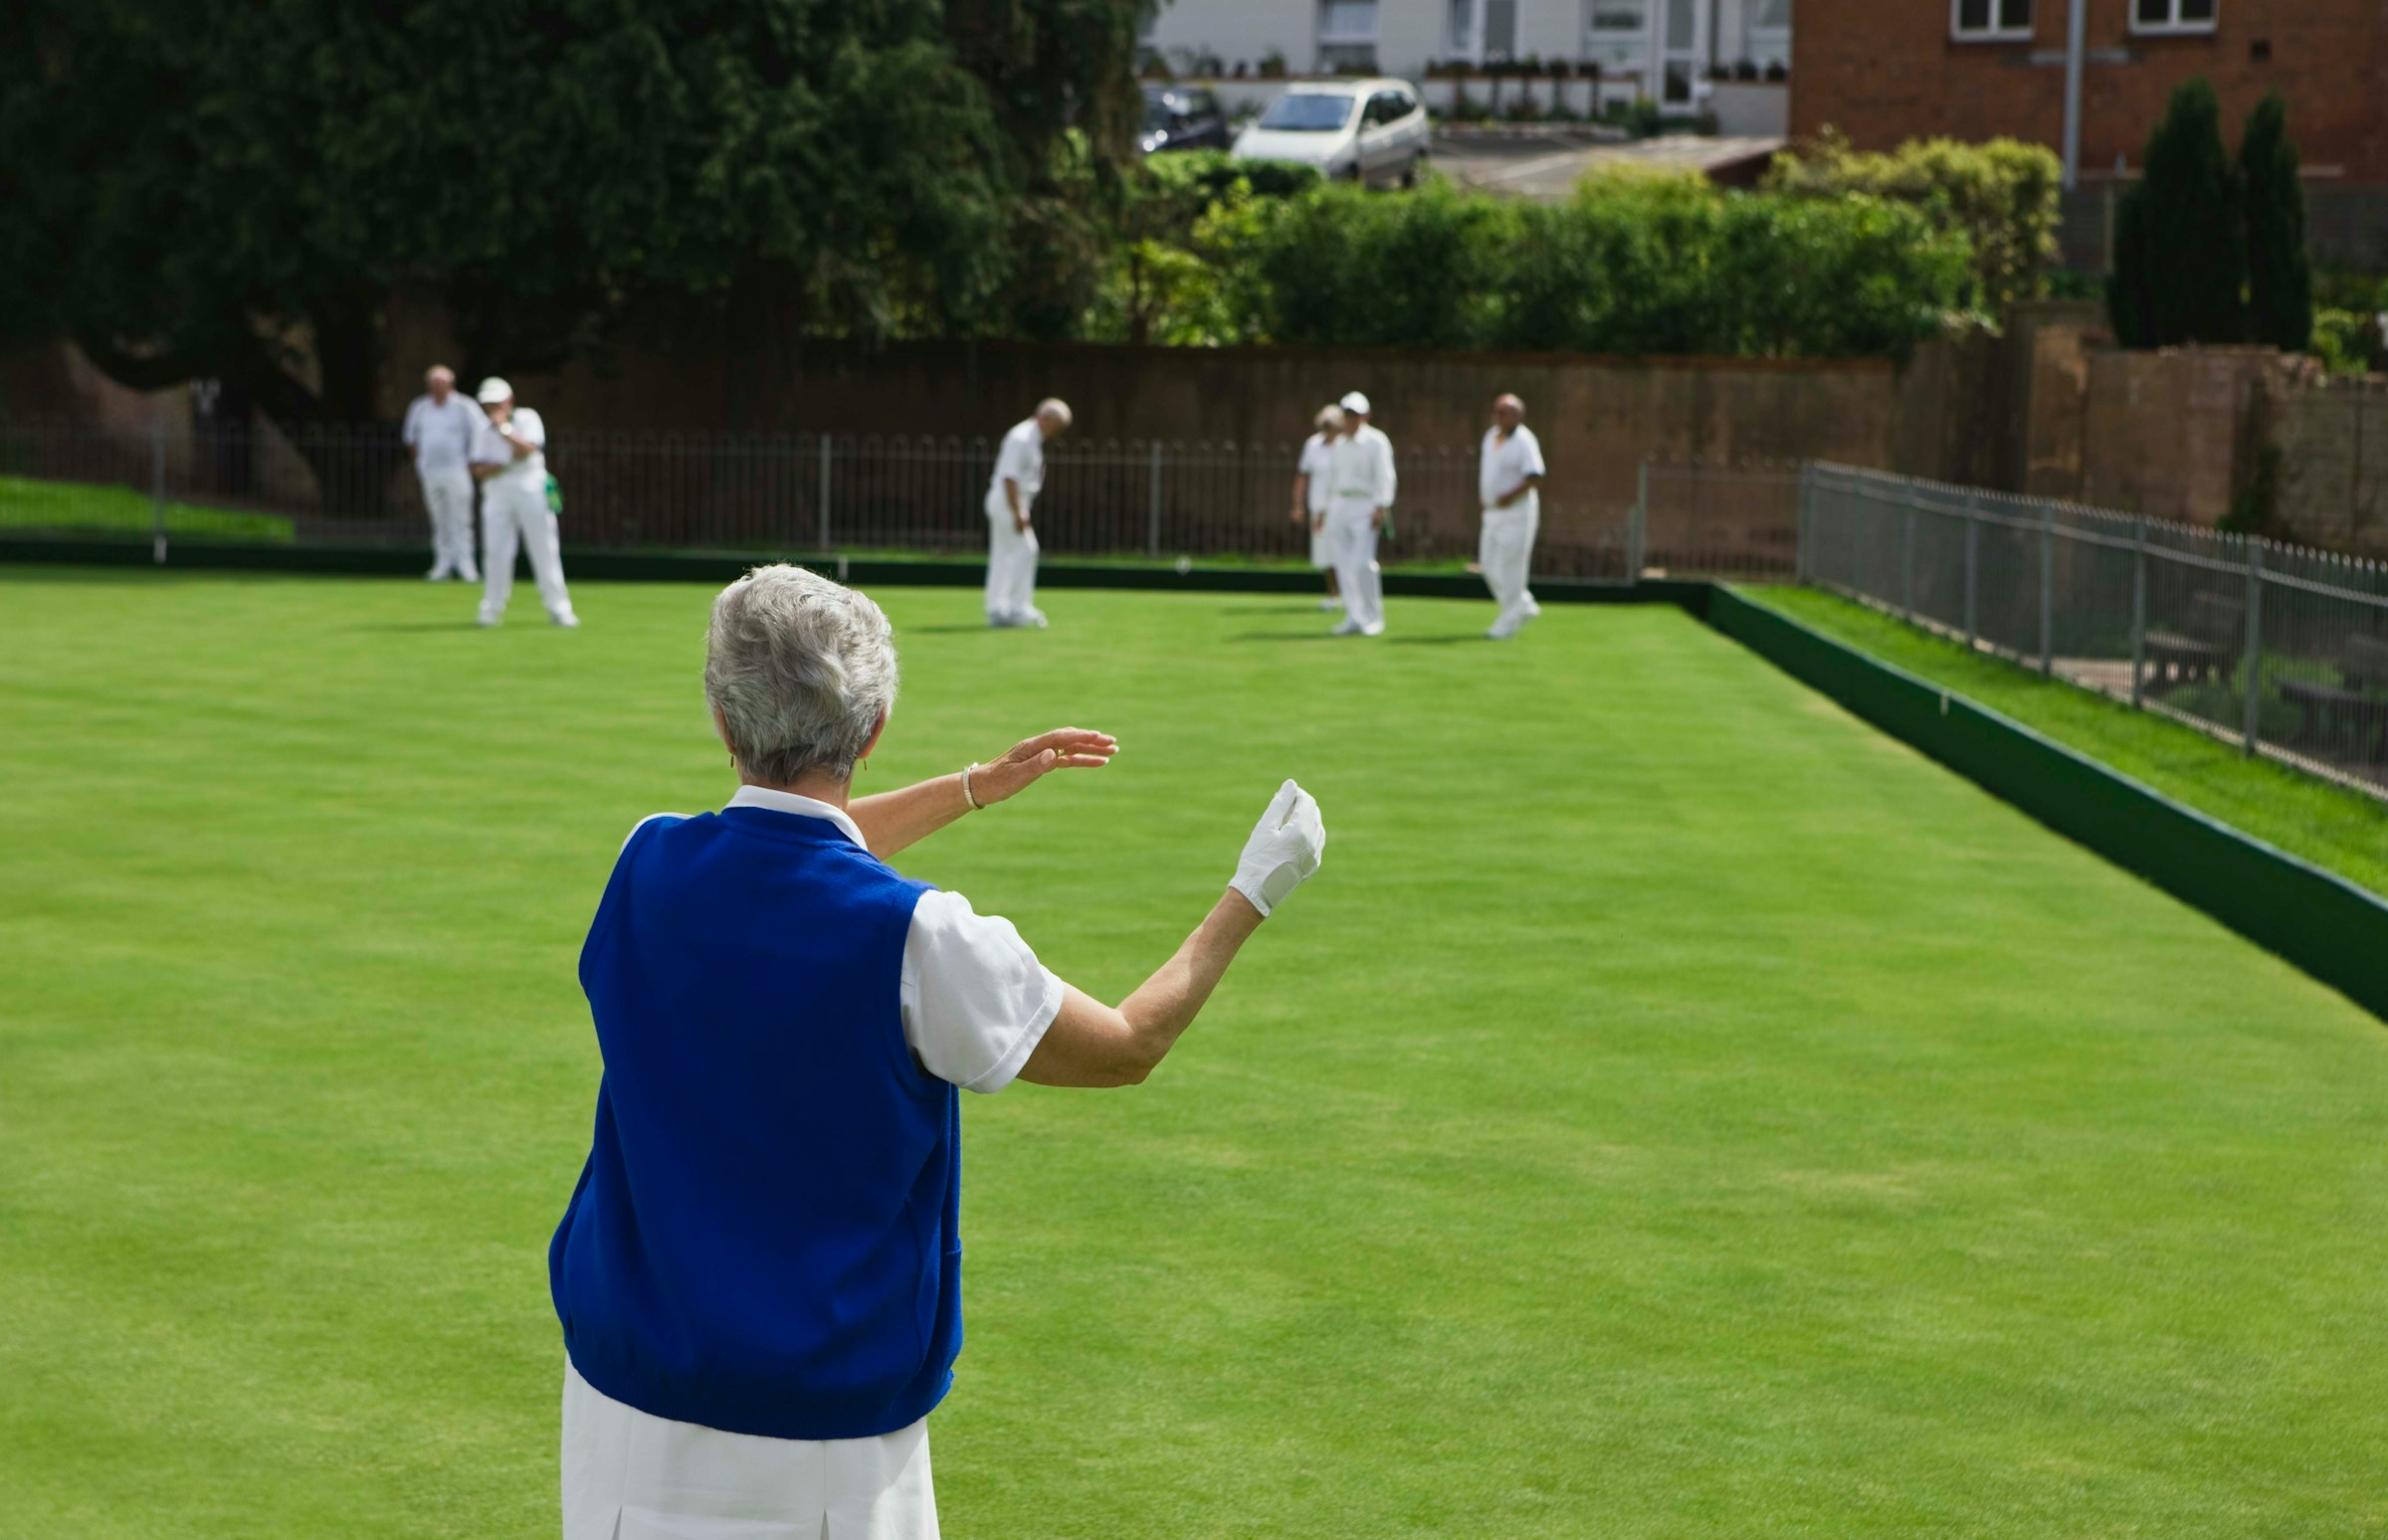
[1230,779,1325,918]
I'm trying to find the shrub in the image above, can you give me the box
[2241,91,2314,352]
[1197,170,1970,359]
[2312,309,2383,375]
[1764,127,2061,311]
[2108,78,2246,346]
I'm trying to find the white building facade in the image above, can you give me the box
[1144,0,1791,108]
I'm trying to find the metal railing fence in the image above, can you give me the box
[0,417,1675,578]
[1800,462,2388,795]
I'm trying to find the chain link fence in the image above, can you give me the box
[0,417,1665,578]
[1801,462,2388,796]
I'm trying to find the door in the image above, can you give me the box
[1659,0,1705,107]
[1358,93,1398,180]
[1484,0,1519,62]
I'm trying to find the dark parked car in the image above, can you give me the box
[1140,86,1231,154]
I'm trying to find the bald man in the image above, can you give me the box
[1477,393,1546,641]
[985,399,1071,629]
[402,365,487,582]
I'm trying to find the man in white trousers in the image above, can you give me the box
[1478,393,1547,640]
[1320,391,1395,637]
[984,399,1070,629]
[1291,404,1343,612]
[470,377,579,629]
[401,365,484,582]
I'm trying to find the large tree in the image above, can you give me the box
[0,0,1141,465]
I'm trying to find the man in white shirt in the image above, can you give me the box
[400,365,485,582]
[468,377,578,629]
[1478,393,1548,640]
[1319,390,1395,637]
[984,399,1071,629]
[1291,404,1343,612]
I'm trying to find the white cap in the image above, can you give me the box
[475,376,513,405]
[1339,391,1370,415]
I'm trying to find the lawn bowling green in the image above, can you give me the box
[3,570,2383,1539]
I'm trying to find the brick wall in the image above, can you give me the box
[1791,0,2388,181]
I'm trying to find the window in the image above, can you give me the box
[1751,0,1791,31]
[1259,92,1359,130]
[1584,0,1650,70]
[1951,0,2032,40]
[1318,0,1376,40]
[1317,0,1378,72]
[1448,0,1474,53]
[2132,0,2216,33]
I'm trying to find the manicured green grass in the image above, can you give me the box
[1750,585,2388,898]
[0,474,297,542]
[3,570,2384,1539]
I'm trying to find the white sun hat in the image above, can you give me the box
[1339,391,1370,415]
[476,376,513,404]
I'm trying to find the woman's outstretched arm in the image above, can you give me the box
[849,727,1117,859]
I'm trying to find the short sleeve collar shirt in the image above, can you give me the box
[1479,425,1545,509]
[989,419,1045,505]
[402,393,487,478]
[634,787,1064,1094]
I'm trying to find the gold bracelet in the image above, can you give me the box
[961,763,985,811]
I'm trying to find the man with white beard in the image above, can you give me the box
[1319,391,1394,638]
[1477,393,1546,640]
[401,366,484,582]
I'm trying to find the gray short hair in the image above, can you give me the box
[704,565,898,784]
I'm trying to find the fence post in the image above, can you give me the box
[1147,441,1163,560]
[1793,463,1812,583]
[2129,517,2147,711]
[1899,502,1915,623]
[817,433,832,551]
[150,411,167,565]
[1962,492,1978,652]
[2038,500,2055,674]
[2241,540,2265,756]
[1629,457,1650,583]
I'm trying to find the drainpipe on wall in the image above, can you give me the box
[2061,0,2088,190]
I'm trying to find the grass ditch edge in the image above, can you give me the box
[1701,583,2388,1024]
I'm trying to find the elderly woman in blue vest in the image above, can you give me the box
[551,563,1325,1539]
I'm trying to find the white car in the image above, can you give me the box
[1231,79,1430,188]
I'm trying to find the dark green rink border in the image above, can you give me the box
[0,536,1708,607]
[1699,584,2388,1025]
[7,538,2373,1020]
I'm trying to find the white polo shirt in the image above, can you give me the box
[985,418,1045,515]
[567,785,1064,1537]
[1324,423,1397,515]
[1479,425,1546,517]
[401,393,486,480]
[473,407,547,489]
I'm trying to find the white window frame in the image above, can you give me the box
[1583,0,1654,71]
[2129,0,2217,36]
[1317,0,1379,46]
[1949,0,2033,43]
[1747,0,1792,50]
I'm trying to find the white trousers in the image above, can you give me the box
[1306,510,1333,571]
[481,478,575,624]
[983,498,1040,621]
[1326,504,1384,629]
[1480,502,1539,620]
[420,469,479,579]
[562,1363,938,1540]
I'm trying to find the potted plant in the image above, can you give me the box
[1764,59,1788,82]
[1732,58,1759,81]
[1259,49,1288,79]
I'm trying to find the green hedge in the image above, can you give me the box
[1094,171,1974,358]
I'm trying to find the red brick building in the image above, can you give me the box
[1790,1,2388,264]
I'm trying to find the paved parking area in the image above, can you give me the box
[1431,132,1785,198]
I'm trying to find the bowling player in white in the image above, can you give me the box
[402,365,485,582]
[470,377,578,629]
[1478,393,1547,640]
[984,400,1070,629]
[1320,391,1395,638]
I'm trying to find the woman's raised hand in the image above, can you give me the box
[974,727,1118,807]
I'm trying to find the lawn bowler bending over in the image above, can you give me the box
[984,398,1070,629]
[549,564,1325,1539]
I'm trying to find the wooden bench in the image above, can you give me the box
[2281,633,2388,763]
[2141,593,2245,688]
